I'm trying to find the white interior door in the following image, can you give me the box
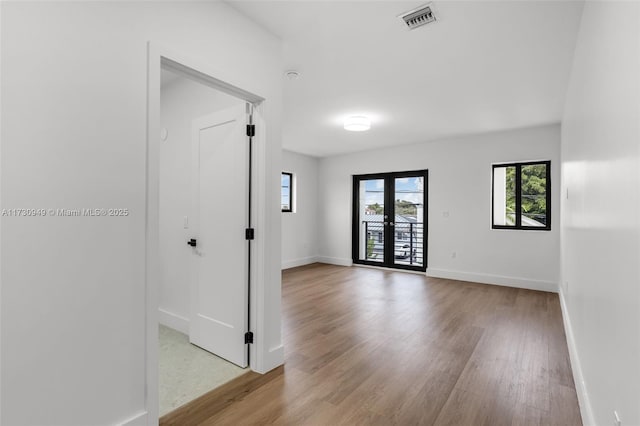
[189,103,248,367]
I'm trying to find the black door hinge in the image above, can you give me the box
[244,331,254,344]
[246,124,255,137]
[245,228,255,240]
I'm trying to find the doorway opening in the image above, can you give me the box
[352,170,428,272]
[157,67,256,416]
[145,44,269,419]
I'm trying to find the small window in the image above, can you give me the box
[492,161,550,230]
[281,172,293,212]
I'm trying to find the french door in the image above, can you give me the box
[352,170,428,272]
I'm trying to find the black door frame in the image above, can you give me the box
[352,170,428,272]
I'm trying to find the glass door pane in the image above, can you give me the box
[353,170,427,271]
[357,178,385,263]
[393,176,424,267]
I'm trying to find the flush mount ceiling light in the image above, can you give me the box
[344,116,371,132]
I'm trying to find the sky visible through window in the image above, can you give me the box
[364,177,424,207]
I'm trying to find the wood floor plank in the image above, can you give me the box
[159,367,281,426]
[546,293,577,389]
[393,373,459,425]
[549,383,583,426]
[161,263,582,425]
[433,386,518,426]
[511,403,548,426]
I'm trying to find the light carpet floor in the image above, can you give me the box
[159,325,248,416]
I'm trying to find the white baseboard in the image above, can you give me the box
[559,288,594,426]
[281,256,319,270]
[158,308,189,335]
[426,268,558,293]
[316,256,352,267]
[118,411,148,426]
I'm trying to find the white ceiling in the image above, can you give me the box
[229,1,584,157]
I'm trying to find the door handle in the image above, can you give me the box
[187,239,197,247]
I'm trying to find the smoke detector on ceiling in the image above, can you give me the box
[398,3,436,30]
[284,70,301,80]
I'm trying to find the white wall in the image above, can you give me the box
[159,74,244,333]
[318,124,561,291]
[0,2,283,425]
[560,2,640,425]
[281,150,319,269]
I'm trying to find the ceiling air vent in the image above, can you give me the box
[399,4,436,30]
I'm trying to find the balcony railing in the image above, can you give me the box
[362,220,424,266]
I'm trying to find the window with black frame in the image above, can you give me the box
[281,172,293,212]
[492,161,551,230]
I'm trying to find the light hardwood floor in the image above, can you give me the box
[161,263,582,425]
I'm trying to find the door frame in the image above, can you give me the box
[145,42,267,422]
[351,170,428,272]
